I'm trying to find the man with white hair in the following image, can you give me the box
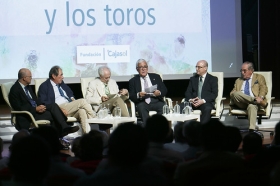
[85,66,130,117]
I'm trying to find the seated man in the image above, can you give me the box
[230,61,268,132]
[182,60,218,124]
[85,66,129,117]
[38,66,96,134]
[9,68,78,136]
[129,59,167,124]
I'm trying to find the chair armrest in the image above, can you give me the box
[11,110,39,128]
[214,97,225,117]
[129,100,136,118]
[165,97,173,108]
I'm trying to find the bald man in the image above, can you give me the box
[182,60,218,124]
[9,68,79,136]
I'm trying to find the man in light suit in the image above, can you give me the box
[183,60,218,124]
[230,61,268,132]
[85,66,130,117]
[129,59,167,124]
[38,66,96,134]
[9,68,79,136]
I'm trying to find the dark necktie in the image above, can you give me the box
[244,79,250,96]
[198,76,203,99]
[144,77,151,104]
[24,86,36,107]
[57,85,71,102]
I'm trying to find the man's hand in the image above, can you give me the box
[36,105,46,113]
[101,95,109,102]
[255,96,263,104]
[192,97,204,107]
[139,92,147,98]
[153,90,161,97]
[60,108,68,116]
[119,89,128,95]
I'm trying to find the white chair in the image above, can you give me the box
[181,72,226,119]
[229,71,274,124]
[80,77,130,115]
[34,79,78,123]
[1,82,50,128]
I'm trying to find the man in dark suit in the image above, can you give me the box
[183,60,218,124]
[38,66,96,134]
[8,68,79,136]
[129,59,167,124]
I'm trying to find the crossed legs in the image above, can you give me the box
[230,91,258,130]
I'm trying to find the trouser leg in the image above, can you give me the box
[247,104,258,130]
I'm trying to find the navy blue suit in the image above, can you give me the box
[37,79,73,105]
[129,73,167,123]
[184,73,218,124]
[9,81,68,134]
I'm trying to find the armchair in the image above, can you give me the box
[1,82,50,128]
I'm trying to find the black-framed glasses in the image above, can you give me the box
[195,66,205,69]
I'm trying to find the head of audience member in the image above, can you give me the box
[9,129,30,151]
[31,126,61,156]
[222,126,242,153]
[108,123,148,167]
[98,66,111,84]
[273,121,280,145]
[18,68,33,86]
[136,59,149,78]
[49,65,64,85]
[183,120,202,147]
[195,60,208,76]
[79,130,104,161]
[71,136,82,158]
[242,132,263,156]
[174,122,187,143]
[200,119,226,151]
[8,135,51,184]
[89,130,109,149]
[145,114,170,143]
[240,61,254,80]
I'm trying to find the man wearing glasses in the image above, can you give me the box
[9,68,79,136]
[129,59,167,124]
[85,66,130,117]
[230,61,268,132]
[183,60,218,124]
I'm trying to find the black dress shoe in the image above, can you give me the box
[62,126,79,136]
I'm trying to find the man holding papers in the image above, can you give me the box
[85,66,130,117]
[129,59,167,124]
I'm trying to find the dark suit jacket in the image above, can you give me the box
[185,73,218,107]
[129,73,167,104]
[9,81,45,129]
[38,79,74,105]
[9,81,42,115]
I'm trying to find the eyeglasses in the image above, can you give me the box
[195,66,205,69]
[137,66,148,70]
[24,76,32,78]
[240,69,248,73]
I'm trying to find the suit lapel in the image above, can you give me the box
[97,80,105,95]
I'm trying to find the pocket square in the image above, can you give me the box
[254,80,259,84]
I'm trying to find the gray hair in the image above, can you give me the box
[243,61,254,71]
[98,66,111,77]
[49,65,62,79]
[136,59,148,68]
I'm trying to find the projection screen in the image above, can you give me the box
[0,0,242,84]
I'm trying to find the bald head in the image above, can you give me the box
[196,60,208,76]
[18,68,32,85]
[18,68,30,79]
